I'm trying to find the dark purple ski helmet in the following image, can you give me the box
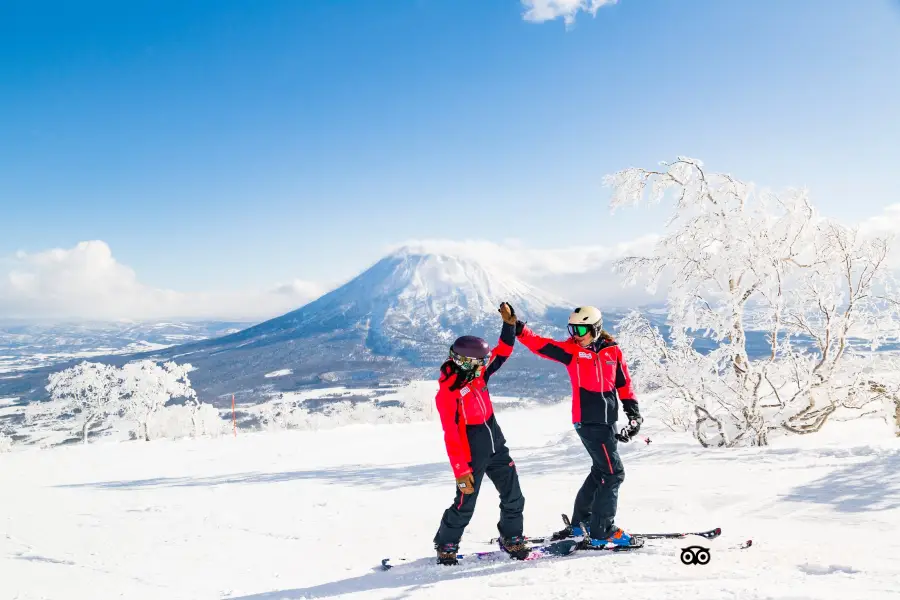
[448,335,490,376]
[450,335,490,359]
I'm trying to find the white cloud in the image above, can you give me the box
[521,0,618,26]
[0,241,326,322]
[859,203,900,237]
[857,203,900,268]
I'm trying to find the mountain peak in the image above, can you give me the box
[384,240,520,267]
[230,245,572,351]
[367,246,571,317]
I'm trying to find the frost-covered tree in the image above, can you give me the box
[29,361,123,444]
[119,360,197,442]
[0,428,13,452]
[259,393,300,431]
[607,157,900,446]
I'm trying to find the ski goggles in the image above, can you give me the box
[568,324,594,338]
[450,351,490,370]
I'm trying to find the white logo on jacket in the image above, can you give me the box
[578,352,592,359]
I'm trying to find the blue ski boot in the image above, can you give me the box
[585,527,636,548]
[551,522,589,540]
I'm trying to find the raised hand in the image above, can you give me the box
[499,302,517,325]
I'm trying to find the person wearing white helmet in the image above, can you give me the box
[509,304,643,549]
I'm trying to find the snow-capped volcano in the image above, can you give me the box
[1,248,577,406]
[241,247,573,348]
[373,247,568,322]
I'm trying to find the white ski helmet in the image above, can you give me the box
[567,306,602,338]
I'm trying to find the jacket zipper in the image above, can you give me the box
[474,388,495,454]
[595,350,608,423]
[575,355,581,388]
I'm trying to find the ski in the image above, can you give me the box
[380,537,644,571]
[489,514,722,545]
[380,533,752,572]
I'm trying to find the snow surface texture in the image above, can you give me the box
[2,396,898,599]
[264,369,292,378]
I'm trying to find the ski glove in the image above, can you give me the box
[456,472,475,495]
[616,399,643,443]
[499,302,517,325]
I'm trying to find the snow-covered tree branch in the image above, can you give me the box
[27,362,122,444]
[25,359,209,444]
[607,157,900,445]
[119,360,198,442]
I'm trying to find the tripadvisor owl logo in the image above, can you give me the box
[680,545,711,565]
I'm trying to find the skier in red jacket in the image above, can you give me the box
[513,305,643,549]
[432,302,528,565]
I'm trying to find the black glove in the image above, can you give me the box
[616,399,642,443]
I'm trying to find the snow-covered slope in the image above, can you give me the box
[2,399,897,599]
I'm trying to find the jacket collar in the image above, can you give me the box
[568,337,616,353]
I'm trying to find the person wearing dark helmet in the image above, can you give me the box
[432,302,528,565]
[511,305,642,549]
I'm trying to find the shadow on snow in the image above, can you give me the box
[224,546,655,600]
[54,462,453,491]
[54,433,594,492]
[782,450,900,512]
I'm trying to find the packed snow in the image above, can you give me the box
[1,396,898,599]
[264,369,293,378]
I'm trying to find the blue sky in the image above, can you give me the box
[2,0,900,320]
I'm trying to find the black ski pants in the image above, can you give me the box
[570,423,625,539]
[434,414,525,547]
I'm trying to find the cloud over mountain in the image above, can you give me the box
[0,241,325,322]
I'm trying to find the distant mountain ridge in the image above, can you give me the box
[0,320,249,375]
[0,248,650,407]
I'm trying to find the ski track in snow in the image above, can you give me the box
[1,403,899,599]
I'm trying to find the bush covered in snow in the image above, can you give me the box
[607,157,900,446]
[255,380,440,432]
[25,359,223,444]
[119,360,198,441]
[26,362,123,444]
[0,430,12,453]
[147,403,227,440]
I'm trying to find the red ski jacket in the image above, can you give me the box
[516,325,637,425]
[435,323,516,478]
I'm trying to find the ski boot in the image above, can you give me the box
[579,527,637,549]
[551,522,588,541]
[498,535,530,560]
[435,542,459,566]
